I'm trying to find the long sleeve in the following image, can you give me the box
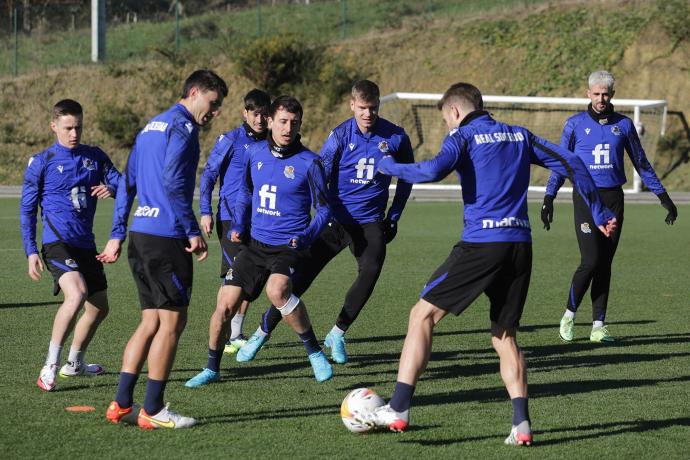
[545,118,575,197]
[297,159,331,247]
[199,134,230,216]
[163,125,200,238]
[530,133,614,226]
[19,155,43,256]
[624,123,666,195]
[386,134,414,221]
[110,146,138,240]
[100,150,122,195]
[378,134,462,184]
[232,149,253,235]
[319,130,342,186]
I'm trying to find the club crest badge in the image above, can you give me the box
[580,223,592,234]
[378,141,389,153]
[284,165,295,179]
[82,158,96,170]
[65,259,79,269]
[585,128,591,135]
[225,268,233,281]
[611,126,621,136]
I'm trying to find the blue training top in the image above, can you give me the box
[320,117,414,224]
[20,142,121,256]
[233,139,330,248]
[546,105,666,197]
[199,124,266,222]
[111,103,201,240]
[378,111,614,243]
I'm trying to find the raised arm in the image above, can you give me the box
[378,134,462,184]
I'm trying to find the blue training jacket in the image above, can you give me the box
[545,106,666,197]
[320,117,414,225]
[378,111,614,243]
[20,142,121,256]
[111,103,201,240]
[199,124,265,222]
[233,139,330,248]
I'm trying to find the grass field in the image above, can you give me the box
[0,198,689,458]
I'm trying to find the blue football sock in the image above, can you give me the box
[298,327,321,356]
[207,347,223,372]
[389,381,416,412]
[143,378,167,416]
[115,372,138,408]
[511,397,530,426]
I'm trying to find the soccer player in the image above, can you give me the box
[235,79,413,364]
[541,70,678,343]
[199,89,271,354]
[99,70,227,429]
[358,82,617,445]
[185,95,333,387]
[20,99,120,392]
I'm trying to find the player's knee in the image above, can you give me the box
[578,255,600,273]
[266,283,291,306]
[276,294,301,316]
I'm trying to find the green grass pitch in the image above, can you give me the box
[0,198,688,458]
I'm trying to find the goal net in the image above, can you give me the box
[380,93,668,194]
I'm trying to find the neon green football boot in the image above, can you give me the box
[590,325,614,343]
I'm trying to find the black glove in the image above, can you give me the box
[658,192,678,225]
[541,195,554,230]
[383,218,398,244]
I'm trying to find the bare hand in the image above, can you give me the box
[186,235,208,262]
[91,184,114,199]
[597,217,618,238]
[27,253,44,281]
[230,231,242,243]
[96,239,122,263]
[200,215,214,237]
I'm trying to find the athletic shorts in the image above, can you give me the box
[216,219,247,278]
[224,239,304,302]
[421,241,532,327]
[41,242,107,296]
[127,231,193,309]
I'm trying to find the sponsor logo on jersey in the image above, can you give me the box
[473,131,525,145]
[590,143,613,169]
[585,128,591,135]
[142,121,168,133]
[57,165,64,173]
[378,141,389,153]
[82,158,96,171]
[611,125,621,136]
[244,144,249,150]
[580,222,592,234]
[185,122,194,134]
[349,142,355,151]
[65,259,79,269]
[258,161,263,170]
[352,157,375,184]
[134,206,160,217]
[258,184,280,216]
[225,268,233,281]
[284,165,295,179]
[481,217,531,229]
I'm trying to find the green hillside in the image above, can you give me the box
[1,0,688,188]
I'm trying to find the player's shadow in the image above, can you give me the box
[398,416,690,447]
[0,301,60,309]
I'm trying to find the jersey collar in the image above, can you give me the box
[587,103,614,125]
[459,110,491,127]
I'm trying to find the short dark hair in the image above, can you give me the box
[270,95,303,119]
[53,99,83,120]
[351,80,380,103]
[437,82,483,111]
[244,89,271,111]
[181,69,228,99]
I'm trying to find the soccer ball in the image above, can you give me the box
[340,388,385,433]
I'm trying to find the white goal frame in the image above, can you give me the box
[381,92,668,194]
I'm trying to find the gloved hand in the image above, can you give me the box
[541,195,555,230]
[658,192,678,225]
[383,217,398,244]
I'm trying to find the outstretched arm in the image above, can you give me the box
[378,134,462,184]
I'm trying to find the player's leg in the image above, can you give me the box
[60,289,108,377]
[186,284,244,387]
[559,192,602,342]
[590,189,624,342]
[238,223,346,362]
[266,272,333,382]
[327,222,386,363]
[226,300,250,353]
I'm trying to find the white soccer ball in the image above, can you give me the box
[340,387,385,433]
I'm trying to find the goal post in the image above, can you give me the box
[380,92,667,194]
